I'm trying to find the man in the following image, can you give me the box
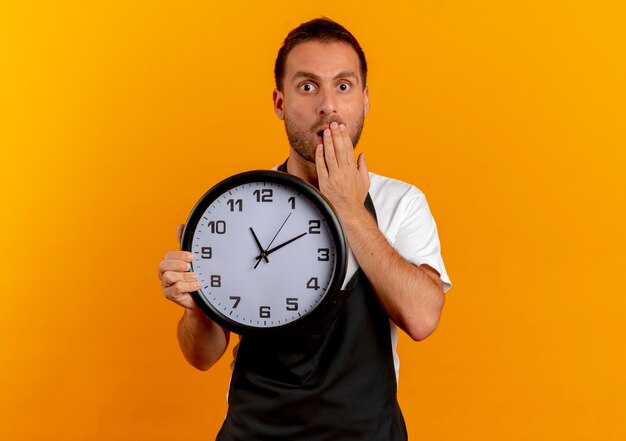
[158,17,451,440]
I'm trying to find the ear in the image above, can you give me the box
[273,89,285,120]
[363,87,370,117]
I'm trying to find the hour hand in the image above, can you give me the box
[250,227,269,263]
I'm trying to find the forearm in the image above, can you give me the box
[177,306,230,370]
[341,205,445,341]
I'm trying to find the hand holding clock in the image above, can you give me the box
[158,224,202,311]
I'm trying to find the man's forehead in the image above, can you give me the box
[284,40,361,83]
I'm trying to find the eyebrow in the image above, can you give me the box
[292,70,359,84]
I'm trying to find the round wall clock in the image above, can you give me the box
[181,170,347,335]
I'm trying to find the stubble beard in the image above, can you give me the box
[284,114,365,164]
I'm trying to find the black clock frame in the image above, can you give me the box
[181,170,347,335]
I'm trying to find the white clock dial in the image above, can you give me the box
[183,171,346,334]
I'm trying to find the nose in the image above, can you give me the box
[317,88,338,116]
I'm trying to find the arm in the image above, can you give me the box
[315,123,445,341]
[338,204,444,341]
[177,304,230,371]
[158,224,230,370]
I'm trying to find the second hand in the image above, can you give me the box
[253,212,292,269]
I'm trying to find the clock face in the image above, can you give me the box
[181,171,346,334]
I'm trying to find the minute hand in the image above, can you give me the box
[256,232,308,259]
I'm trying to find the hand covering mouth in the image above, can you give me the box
[315,122,341,137]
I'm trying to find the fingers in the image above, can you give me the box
[176,224,184,245]
[159,246,200,309]
[357,152,369,181]
[163,278,201,298]
[337,123,355,166]
[163,280,202,310]
[329,122,346,165]
[322,127,339,173]
[323,122,356,171]
[161,269,198,289]
[159,224,198,310]
[315,144,329,182]
[158,251,194,279]
[318,121,368,202]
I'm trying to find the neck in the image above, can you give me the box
[285,149,319,189]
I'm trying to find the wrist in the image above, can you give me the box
[337,203,374,228]
[183,304,209,323]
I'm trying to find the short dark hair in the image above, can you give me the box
[274,17,368,92]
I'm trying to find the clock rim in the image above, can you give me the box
[181,170,347,335]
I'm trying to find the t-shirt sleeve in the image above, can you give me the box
[392,190,452,292]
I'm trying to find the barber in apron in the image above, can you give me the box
[216,163,408,441]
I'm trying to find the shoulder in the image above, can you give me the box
[368,172,428,217]
[369,172,424,197]
[365,172,437,246]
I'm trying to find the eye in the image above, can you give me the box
[299,82,317,93]
[338,82,351,92]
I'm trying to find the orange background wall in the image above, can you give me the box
[1,1,625,440]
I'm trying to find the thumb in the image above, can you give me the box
[357,152,369,179]
[176,224,185,245]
